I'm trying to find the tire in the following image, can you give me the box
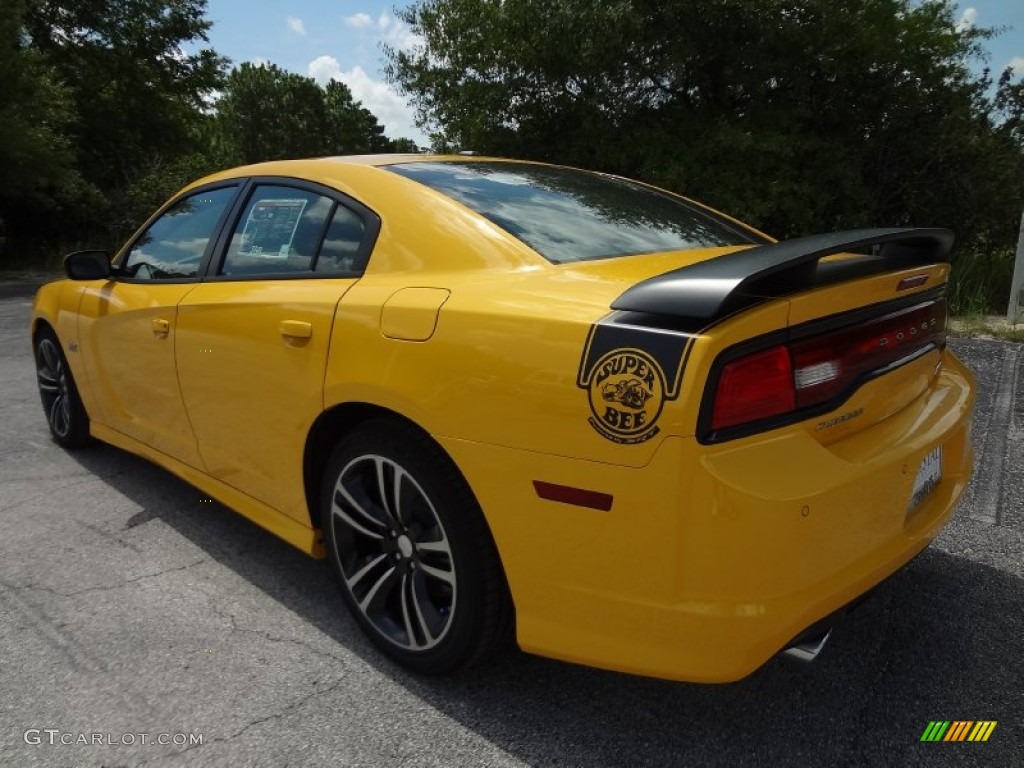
[34,327,91,449]
[321,418,513,674]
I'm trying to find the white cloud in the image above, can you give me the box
[378,12,421,52]
[308,54,342,84]
[345,10,419,50]
[344,12,373,29]
[1009,56,1024,74]
[956,7,977,32]
[249,56,269,67]
[287,16,306,35]
[308,56,423,142]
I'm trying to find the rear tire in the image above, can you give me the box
[34,327,90,449]
[321,418,513,674]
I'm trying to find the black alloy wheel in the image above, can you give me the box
[34,328,90,448]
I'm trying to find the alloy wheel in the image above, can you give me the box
[36,337,71,439]
[329,454,457,651]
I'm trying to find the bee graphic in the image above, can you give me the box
[602,378,652,410]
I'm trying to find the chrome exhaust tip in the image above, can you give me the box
[782,628,833,663]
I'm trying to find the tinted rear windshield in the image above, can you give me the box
[385,161,764,263]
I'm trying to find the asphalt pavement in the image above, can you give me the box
[0,288,1021,767]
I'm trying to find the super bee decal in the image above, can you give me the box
[587,349,665,443]
[577,319,695,444]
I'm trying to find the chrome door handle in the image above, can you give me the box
[279,320,312,339]
[151,318,170,336]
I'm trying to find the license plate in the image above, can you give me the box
[908,446,943,511]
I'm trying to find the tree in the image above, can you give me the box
[3,1,403,267]
[390,137,421,153]
[22,0,227,194]
[214,63,328,163]
[387,0,1024,297]
[0,0,92,232]
[322,80,391,155]
[213,64,394,163]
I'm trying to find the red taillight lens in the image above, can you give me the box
[712,345,795,431]
[707,299,946,437]
[790,300,946,409]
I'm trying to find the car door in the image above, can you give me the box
[175,180,379,524]
[77,184,241,468]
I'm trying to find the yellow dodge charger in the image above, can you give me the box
[30,155,975,682]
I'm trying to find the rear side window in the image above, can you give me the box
[386,161,763,263]
[315,206,366,273]
[221,186,334,276]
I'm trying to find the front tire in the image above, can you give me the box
[321,419,513,674]
[34,327,90,448]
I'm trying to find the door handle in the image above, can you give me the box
[151,318,170,336]
[279,320,312,339]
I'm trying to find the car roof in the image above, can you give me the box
[200,154,516,177]
[318,154,501,167]
[186,154,535,200]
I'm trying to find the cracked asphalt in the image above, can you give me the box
[1,286,1022,767]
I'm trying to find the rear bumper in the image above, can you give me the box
[440,348,975,682]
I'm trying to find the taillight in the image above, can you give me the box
[712,345,795,430]
[790,301,946,408]
[707,299,946,438]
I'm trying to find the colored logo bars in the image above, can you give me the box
[920,721,997,742]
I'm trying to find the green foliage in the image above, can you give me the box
[2,1,405,267]
[1,0,228,264]
[322,80,392,155]
[0,0,99,249]
[949,314,1024,341]
[22,0,228,193]
[212,64,394,164]
[214,63,328,164]
[391,137,421,153]
[107,151,223,246]
[5,0,1018,320]
[388,0,1024,311]
[948,245,1017,315]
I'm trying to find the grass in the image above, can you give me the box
[949,315,1024,343]
[946,244,1018,313]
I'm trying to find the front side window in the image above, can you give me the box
[220,186,335,276]
[123,186,237,279]
[386,161,765,263]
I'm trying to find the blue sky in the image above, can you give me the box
[955,1,1024,76]
[186,2,427,142]
[187,1,1024,146]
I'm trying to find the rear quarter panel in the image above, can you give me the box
[324,256,952,470]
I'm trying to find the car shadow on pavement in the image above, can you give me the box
[68,442,1023,767]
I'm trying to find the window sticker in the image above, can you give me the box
[239,198,308,259]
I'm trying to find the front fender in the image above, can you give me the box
[31,279,97,417]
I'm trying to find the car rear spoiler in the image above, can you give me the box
[610,227,954,325]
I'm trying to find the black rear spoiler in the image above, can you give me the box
[611,227,954,325]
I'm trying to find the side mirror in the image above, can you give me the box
[64,250,112,280]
